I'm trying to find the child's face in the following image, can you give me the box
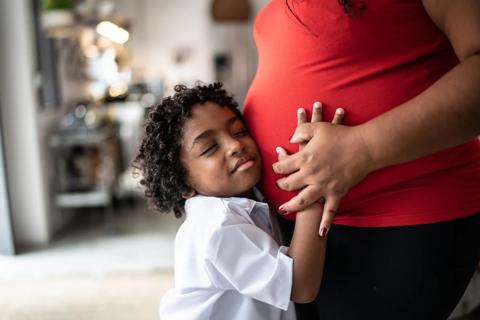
[180,102,262,198]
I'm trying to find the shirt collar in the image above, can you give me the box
[186,187,268,217]
[223,190,269,215]
[227,187,268,217]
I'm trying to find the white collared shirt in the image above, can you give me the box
[159,195,296,320]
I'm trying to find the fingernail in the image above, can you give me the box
[313,102,322,109]
[297,108,305,114]
[275,147,282,154]
[320,227,328,237]
[279,206,288,215]
[336,108,344,114]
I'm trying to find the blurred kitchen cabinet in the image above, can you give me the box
[49,124,122,230]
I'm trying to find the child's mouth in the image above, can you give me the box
[231,158,255,173]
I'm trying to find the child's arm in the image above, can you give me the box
[279,104,345,303]
[287,203,326,303]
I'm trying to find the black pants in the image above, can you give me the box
[277,212,480,320]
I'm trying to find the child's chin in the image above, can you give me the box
[239,180,261,196]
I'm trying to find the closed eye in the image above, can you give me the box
[200,144,217,156]
[234,129,249,137]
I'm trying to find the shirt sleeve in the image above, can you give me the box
[204,224,293,311]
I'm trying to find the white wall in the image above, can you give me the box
[113,0,270,105]
[0,0,50,247]
[114,0,213,87]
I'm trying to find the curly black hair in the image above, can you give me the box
[133,82,243,218]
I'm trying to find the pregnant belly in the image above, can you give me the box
[243,92,480,224]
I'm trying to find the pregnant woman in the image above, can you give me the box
[243,0,480,319]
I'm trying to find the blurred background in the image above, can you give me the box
[0,0,267,319]
[0,0,478,319]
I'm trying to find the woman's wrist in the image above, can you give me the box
[353,123,385,173]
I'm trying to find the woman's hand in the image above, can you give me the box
[273,102,378,236]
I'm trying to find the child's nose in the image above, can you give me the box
[226,137,244,157]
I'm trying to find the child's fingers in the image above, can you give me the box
[331,108,345,124]
[275,146,288,161]
[311,102,322,122]
[297,108,307,125]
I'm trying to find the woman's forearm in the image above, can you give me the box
[287,204,326,303]
[359,53,480,170]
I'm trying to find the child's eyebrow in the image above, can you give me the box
[225,116,240,126]
[190,116,240,150]
[191,130,214,149]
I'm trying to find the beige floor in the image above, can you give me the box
[0,272,173,320]
[0,202,181,320]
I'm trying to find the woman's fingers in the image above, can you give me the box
[289,123,315,144]
[297,108,311,149]
[278,185,322,213]
[280,103,349,224]
[331,108,345,124]
[276,170,308,192]
[311,102,322,122]
[275,146,288,161]
[272,151,301,175]
[297,108,307,125]
[319,195,341,237]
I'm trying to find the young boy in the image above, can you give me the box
[134,83,342,320]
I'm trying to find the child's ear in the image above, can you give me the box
[181,188,197,199]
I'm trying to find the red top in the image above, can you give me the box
[243,0,480,227]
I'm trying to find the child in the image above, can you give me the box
[134,83,342,320]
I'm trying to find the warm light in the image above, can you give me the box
[108,83,128,97]
[96,21,129,44]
